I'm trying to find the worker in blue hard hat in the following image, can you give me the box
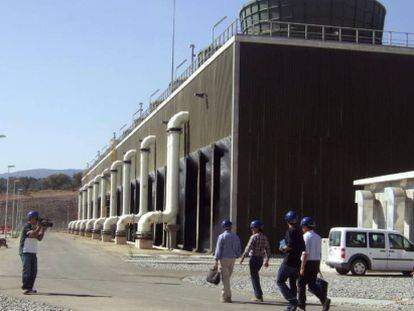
[277,211,305,311]
[214,219,242,303]
[298,217,331,311]
[240,219,270,303]
[19,211,48,295]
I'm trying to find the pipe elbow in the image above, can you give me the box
[93,218,106,230]
[110,160,123,171]
[94,175,101,183]
[103,216,118,231]
[123,149,137,162]
[141,135,156,150]
[101,168,110,178]
[137,211,162,233]
[116,214,134,231]
[167,111,189,130]
[86,219,95,229]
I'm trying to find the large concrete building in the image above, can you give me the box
[69,1,414,251]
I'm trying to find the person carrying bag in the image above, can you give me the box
[212,220,242,303]
[298,217,331,311]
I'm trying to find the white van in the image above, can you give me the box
[326,227,414,276]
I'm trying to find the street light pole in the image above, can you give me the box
[212,16,228,44]
[170,0,177,85]
[11,179,19,237]
[4,165,15,238]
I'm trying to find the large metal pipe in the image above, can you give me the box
[115,149,137,244]
[92,168,110,239]
[84,181,95,237]
[86,175,101,237]
[69,191,82,233]
[102,160,123,242]
[74,187,86,234]
[80,183,90,236]
[137,111,189,249]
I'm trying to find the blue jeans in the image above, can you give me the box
[277,263,299,305]
[249,256,264,299]
[21,253,37,290]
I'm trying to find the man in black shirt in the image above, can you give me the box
[277,211,305,311]
[19,211,47,295]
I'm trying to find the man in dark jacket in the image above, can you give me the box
[277,211,305,311]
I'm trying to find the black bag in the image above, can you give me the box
[206,267,221,285]
[315,277,328,297]
[310,272,328,297]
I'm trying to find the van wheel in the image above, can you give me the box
[350,259,367,276]
[335,268,350,275]
[402,271,412,276]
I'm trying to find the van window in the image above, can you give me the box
[369,233,385,249]
[346,232,367,248]
[329,231,341,247]
[389,234,404,249]
[403,237,414,252]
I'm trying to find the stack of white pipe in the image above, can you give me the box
[115,136,156,241]
[136,111,189,248]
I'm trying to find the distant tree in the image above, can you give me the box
[72,172,82,189]
[44,174,73,190]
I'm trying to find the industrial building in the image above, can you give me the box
[69,0,414,251]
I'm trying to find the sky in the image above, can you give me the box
[0,0,413,174]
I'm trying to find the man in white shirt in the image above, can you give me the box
[19,211,47,295]
[298,217,331,311]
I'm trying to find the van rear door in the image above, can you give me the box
[328,230,342,262]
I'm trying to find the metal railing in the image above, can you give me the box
[86,19,414,170]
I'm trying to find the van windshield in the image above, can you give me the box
[329,231,341,247]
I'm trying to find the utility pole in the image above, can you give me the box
[170,0,176,85]
[11,179,19,237]
[4,165,15,238]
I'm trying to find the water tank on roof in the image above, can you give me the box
[240,0,386,43]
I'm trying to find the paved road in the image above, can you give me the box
[0,232,376,311]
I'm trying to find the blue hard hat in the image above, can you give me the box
[250,220,263,229]
[284,211,298,223]
[27,211,39,220]
[301,217,315,228]
[221,220,232,228]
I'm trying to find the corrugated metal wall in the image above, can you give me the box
[83,47,234,185]
[236,41,414,248]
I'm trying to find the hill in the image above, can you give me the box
[0,169,82,179]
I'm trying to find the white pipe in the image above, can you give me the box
[79,186,88,233]
[93,169,110,233]
[77,191,82,220]
[137,112,189,242]
[102,160,123,236]
[86,176,101,233]
[115,150,137,236]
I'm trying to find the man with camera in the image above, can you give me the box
[19,210,50,295]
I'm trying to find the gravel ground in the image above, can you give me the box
[127,256,414,310]
[0,294,70,311]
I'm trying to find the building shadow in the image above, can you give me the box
[34,292,111,298]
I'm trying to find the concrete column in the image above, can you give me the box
[373,193,386,229]
[384,187,406,232]
[355,190,374,228]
